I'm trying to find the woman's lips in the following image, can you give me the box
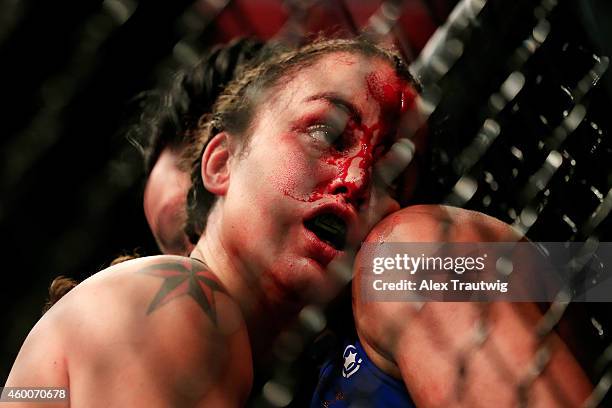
[300,201,357,267]
[302,226,340,267]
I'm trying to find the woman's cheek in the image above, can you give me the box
[268,151,325,201]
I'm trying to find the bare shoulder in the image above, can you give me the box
[52,256,245,338]
[353,205,522,330]
[352,205,523,374]
[365,204,523,243]
[352,206,591,406]
[8,256,252,406]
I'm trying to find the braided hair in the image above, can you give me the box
[183,36,420,244]
[126,37,265,175]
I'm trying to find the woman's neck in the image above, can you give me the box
[189,209,302,356]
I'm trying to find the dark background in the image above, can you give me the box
[1,0,611,405]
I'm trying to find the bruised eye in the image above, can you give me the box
[307,124,343,148]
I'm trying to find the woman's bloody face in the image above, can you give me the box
[220,52,417,303]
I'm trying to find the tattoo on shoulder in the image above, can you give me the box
[140,258,226,325]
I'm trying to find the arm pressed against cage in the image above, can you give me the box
[352,205,592,407]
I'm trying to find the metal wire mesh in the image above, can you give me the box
[0,0,610,406]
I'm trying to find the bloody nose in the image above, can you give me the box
[329,151,374,208]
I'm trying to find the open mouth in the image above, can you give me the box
[304,213,348,251]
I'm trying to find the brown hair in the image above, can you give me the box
[42,254,138,314]
[183,36,420,243]
[42,276,79,314]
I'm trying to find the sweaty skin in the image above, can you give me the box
[353,205,593,408]
[2,257,251,408]
[282,62,414,206]
[4,52,418,407]
[366,71,416,115]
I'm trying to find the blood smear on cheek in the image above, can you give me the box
[272,153,314,201]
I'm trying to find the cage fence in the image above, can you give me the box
[0,0,611,407]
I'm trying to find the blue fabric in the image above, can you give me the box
[310,339,416,407]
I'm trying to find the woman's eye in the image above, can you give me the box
[307,124,342,148]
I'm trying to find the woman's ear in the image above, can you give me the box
[201,132,231,196]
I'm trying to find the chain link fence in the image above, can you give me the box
[1,0,610,406]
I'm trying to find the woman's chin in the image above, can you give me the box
[293,256,351,305]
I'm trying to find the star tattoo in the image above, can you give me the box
[140,258,226,326]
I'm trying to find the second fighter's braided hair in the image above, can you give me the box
[125,37,265,175]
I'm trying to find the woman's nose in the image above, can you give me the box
[328,155,373,209]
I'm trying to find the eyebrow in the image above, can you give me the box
[304,92,362,123]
